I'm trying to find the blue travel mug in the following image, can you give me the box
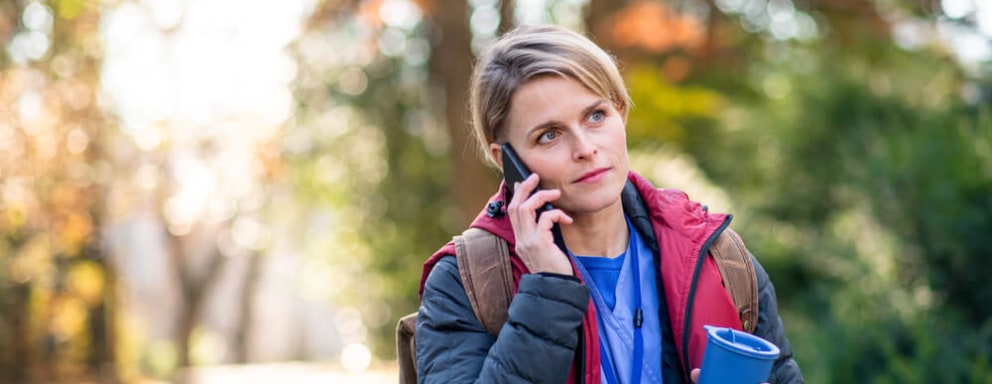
[696,325,780,384]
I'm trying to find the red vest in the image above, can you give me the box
[420,172,742,383]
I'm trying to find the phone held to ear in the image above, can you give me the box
[501,143,568,254]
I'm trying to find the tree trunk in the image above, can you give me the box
[429,0,499,226]
[233,251,263,363]
[498,0,515,35]
[5,284,31,383]
[92,258,119,383]
[167,232,226,383]
[87,89,118,383]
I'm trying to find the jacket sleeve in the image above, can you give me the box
[751,254,806,384]
[416,256,590,384]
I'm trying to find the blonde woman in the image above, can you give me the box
[415,25,804,384]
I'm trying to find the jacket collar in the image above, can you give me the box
[621,179,660,256]
[419,171,721,297]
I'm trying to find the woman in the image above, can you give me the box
[415,24,805,384]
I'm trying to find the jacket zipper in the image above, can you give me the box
[680,215,732,383]
[577,327,586,384]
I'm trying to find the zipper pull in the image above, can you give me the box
[634,308,643,328]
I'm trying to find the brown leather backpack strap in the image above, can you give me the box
[454,227,514,337]
[396,312,418,384]
[709,228,760,333]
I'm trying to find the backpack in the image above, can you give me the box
[396,227,758,384]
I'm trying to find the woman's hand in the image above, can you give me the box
[507,173,574,275]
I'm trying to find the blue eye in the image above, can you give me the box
[538,130,559,144]
[589,110,605,123]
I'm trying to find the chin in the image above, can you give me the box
[561,177,626,213]
[564,192,622,214]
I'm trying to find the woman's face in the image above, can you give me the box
[490,75,630,216]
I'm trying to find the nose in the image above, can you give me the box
[572,130,597,161]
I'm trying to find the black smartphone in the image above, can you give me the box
[501,143,567,253]
[501,143,554,212]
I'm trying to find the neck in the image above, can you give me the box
[560,200,628,258]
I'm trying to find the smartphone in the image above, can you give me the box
[501,143,554,212]
[501,143,567,253]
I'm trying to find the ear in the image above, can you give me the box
[489,142,503,171]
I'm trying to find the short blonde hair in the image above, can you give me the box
[469,24,631,165]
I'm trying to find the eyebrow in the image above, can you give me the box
[525,99,609,136]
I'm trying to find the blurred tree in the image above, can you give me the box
[104,9,238,376]
[92,2,297,379]
[580,0,991,381]
[679,1,991,381]
[166,228,226,372]
[498,0,515,34]
[291,0,466,359]
[427,0,500,227]
[585,0,729,153]
[0,0,117,382]
[293,1,512,356]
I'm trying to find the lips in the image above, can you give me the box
[574,167,610,183]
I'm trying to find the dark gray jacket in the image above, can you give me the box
[416,187,805,383]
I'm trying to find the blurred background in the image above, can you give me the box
[1,0,990,382]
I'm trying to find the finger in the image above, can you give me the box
[536,209,573,229]
[508,182,540,233]
[510,186,559,231]
[514,173,540,201]
[690,368,700,383]
[535,211,572,255]
[507,174,541,218]
[519,189,562,215]
[512,206,568,247]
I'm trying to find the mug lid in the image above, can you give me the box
[704,325,781,359]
